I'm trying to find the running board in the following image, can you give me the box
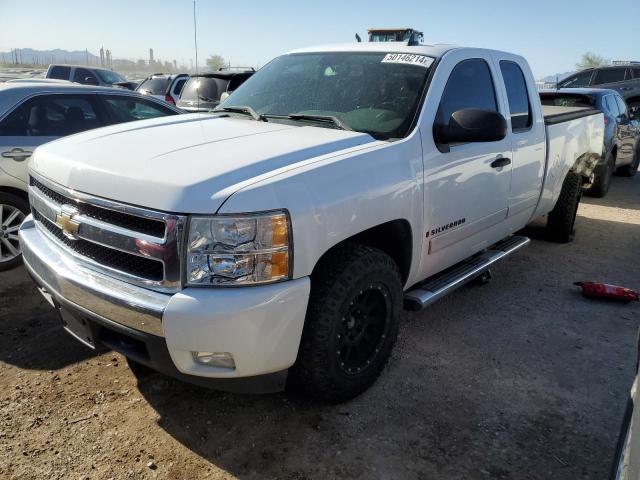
[404,235,530,311]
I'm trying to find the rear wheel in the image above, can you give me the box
[0,192,28,271]
[586,151,614,198]
[546,172,582,243]
[289,244,402,403]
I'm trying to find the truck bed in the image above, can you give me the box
[542,105,602,125]
[532,107,604,220]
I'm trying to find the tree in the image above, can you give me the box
[576,52,609,70]
[206,54,226,71]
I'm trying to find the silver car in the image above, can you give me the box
[0,82,182,270]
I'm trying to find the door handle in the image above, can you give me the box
[620,86,633,91]
[491,157,511,168]
[1,148,32,162]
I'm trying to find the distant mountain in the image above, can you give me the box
[0,48,99,65]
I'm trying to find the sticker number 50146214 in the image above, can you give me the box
[381,53,434,68]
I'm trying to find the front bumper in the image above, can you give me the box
[19,215,311,392]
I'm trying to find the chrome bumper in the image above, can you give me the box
[19,215,169,336]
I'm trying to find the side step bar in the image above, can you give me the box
[404,235,530,311]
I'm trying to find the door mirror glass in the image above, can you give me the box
[435,108,507,145]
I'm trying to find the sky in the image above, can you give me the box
[1,0,638,78]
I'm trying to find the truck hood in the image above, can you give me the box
[31,114,377,213]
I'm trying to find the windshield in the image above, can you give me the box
[220,52,433,139]
[180,77,228,102]
[137,77,170,94]
[96,69,127,84]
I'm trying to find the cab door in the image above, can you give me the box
[420,53,512,276]
[494,57,546,221]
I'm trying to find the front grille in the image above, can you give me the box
[28,173,185,291]
[30,177,166,237]
[33,210,164,281]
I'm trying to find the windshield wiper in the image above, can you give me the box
[199,95,217,103]
[213,105,264,121]
[287,114,352,131]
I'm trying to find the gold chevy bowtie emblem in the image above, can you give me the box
[55,205,81,239]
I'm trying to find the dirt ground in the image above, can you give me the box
[1,175,639,480]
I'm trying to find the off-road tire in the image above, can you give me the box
[289,244,402,403]
[586,151,614,198]
[0,192,29,271]
[546,172,582,243]
[617,146,639,177]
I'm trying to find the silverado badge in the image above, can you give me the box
[55,205,81,239]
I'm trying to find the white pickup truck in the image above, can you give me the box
[19,42,604,402]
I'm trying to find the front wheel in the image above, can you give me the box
[546,172,582,243]
[289,244,402,403]
[0,192,29,271]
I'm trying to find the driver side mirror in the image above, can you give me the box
[435,108,507,148]
[83,76,99,86]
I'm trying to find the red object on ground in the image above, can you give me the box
[574,282,640,302]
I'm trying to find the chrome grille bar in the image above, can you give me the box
[28,171,186,292]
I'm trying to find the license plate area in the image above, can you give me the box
[59,307,96,349]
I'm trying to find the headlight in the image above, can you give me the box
[186,210,291,286]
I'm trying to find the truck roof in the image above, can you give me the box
[286,43,530,60]
[287,42,458,58]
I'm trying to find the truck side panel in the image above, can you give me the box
[217,133,426,288]
[533,113,604,218]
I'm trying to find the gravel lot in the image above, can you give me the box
[1,175,639,480]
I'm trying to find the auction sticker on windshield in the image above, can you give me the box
[381,53,433,68]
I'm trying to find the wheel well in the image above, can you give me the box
[0,186,28,202]
[312,219,413,285]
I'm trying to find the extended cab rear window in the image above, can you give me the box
[499,61,532,132]
[219,52,434,140]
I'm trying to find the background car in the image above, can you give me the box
[46,64,137,90]
[557,64,640,117]
[0,82,182,270]
[135,73,189,105]
[540,88,640,196]
[176,69,254,112]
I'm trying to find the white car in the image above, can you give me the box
[19,42,604,402]
[0,83,182,269]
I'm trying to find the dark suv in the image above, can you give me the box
[557,64,640,116]
[176,70,254,112]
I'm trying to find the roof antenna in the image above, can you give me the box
[193,0,200,112]
[355,33,362,43]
